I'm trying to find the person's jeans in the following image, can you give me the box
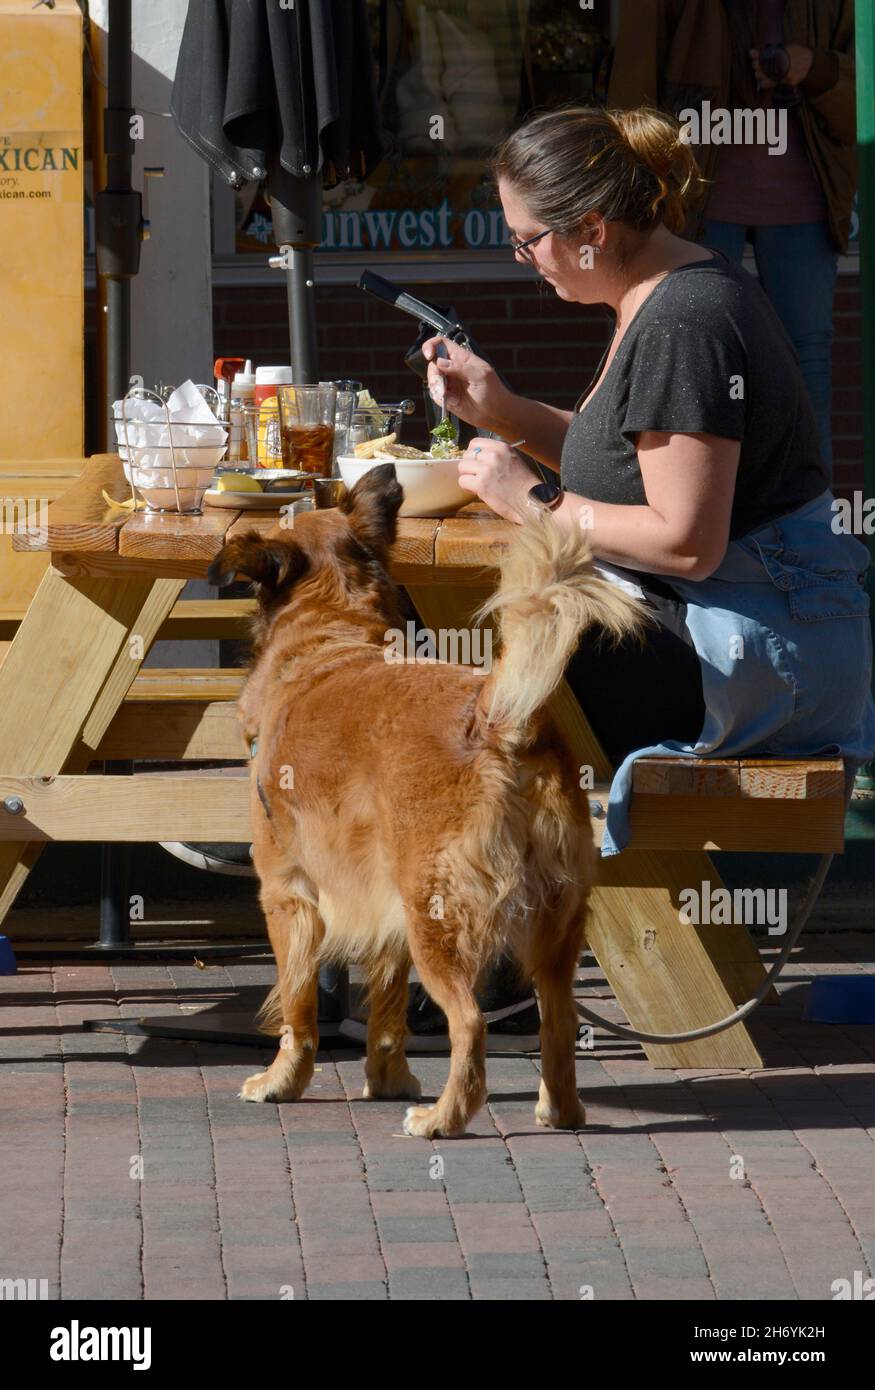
[700,220,838,477]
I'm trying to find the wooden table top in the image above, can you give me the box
[13,454,511,583]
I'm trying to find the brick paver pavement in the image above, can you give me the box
[1,933,874,1301]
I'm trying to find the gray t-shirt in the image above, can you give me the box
[560,251,829,540]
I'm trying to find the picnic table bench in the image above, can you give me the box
[0,454,848,1069]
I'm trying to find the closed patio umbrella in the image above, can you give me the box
[170,0,383,382]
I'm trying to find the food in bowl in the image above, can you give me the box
[428,415,459,457]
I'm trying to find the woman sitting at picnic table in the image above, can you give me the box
[410,105,875,1047]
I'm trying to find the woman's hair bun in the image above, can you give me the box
[611,106,705,234]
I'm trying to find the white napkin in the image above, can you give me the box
[113,380,227,451]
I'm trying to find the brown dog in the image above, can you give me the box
[208,465,643,1138]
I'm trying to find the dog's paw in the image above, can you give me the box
[240,1069,304,1104]
[240,1071,278,1103]
[401,1103,461,1139]
[363,1072,422,1101]
[534,1096,587,1130]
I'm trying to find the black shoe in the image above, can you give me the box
[160,842,256,877]
[406,984,541,1052]
[339,984,542,1053]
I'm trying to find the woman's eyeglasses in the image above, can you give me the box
[509,228,552,261]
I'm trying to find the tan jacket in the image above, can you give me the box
[607,0,857,251]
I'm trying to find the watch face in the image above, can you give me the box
[529,481,562,507]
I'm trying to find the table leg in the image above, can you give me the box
[405,581,768,1070]
[0,566,185,926]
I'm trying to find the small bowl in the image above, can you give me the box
[337,455,469,518]
[132,465,214,513]
[213,468,317,494]
[313,477,348,509]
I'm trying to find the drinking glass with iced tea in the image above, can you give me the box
[278,384,337,476]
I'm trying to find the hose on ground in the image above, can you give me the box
[574,854,834,1045]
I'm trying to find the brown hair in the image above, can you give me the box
[492,105,706,238]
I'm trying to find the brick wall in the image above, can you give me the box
[212,275,865,496]
[87,273,865,496]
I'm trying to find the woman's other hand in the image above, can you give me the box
[458,438,534,523]
[423,335,506,430]
[749,44,813,89]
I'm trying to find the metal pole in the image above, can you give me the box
[95,0,139,946]
[98,838,132,949]
[105,276,130,437]
[855,0,875,791]
[269,163,321,384]
[100,0,137,443]
[285,242,318,384]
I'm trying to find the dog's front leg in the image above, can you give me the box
[241,894,322,1104]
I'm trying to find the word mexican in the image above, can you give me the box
[50,1321,151,1370]
[679,880,787,935]
[678,103,787,156]
[383,622,492,670]
[0,145,79,172]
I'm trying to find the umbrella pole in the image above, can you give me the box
[96,0,141,444]
[285,242,318,385]
[269,163,321,383]
[94,0,142,949]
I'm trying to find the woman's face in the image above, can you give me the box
[498,178,606,305]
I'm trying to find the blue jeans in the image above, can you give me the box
[602,491,875,856]
[700,220,838,477]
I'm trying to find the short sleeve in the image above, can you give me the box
[619,321,748,444]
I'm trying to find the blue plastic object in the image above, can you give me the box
[803,976,875,1024]
[0,936,17,976]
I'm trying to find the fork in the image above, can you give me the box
[434,339,450,421]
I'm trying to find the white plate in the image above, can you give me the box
[203,488,310,510]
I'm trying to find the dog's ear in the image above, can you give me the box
[339,462,403,556]
[207,530,308,597]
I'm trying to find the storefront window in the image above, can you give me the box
[234,0,613,257]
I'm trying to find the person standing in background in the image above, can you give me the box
[608,0,856,479]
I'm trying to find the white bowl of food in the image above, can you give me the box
[337,439,470,518]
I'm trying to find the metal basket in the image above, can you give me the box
[348,398,416,451]
[118,385,228,515]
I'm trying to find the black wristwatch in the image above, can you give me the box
[527,479,565,512]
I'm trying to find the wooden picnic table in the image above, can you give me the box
[0,453,823,1070]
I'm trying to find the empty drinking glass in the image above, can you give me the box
[331,389,357,473]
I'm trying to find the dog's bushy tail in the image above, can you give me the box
[475,513,648,746]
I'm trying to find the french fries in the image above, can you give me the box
[353,435,463,463]
[353,432,396,458]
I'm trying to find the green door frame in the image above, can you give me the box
[856,0,875,792]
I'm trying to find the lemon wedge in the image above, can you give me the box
[216,474,263,493]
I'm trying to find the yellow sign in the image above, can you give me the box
[0,1,84,459]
